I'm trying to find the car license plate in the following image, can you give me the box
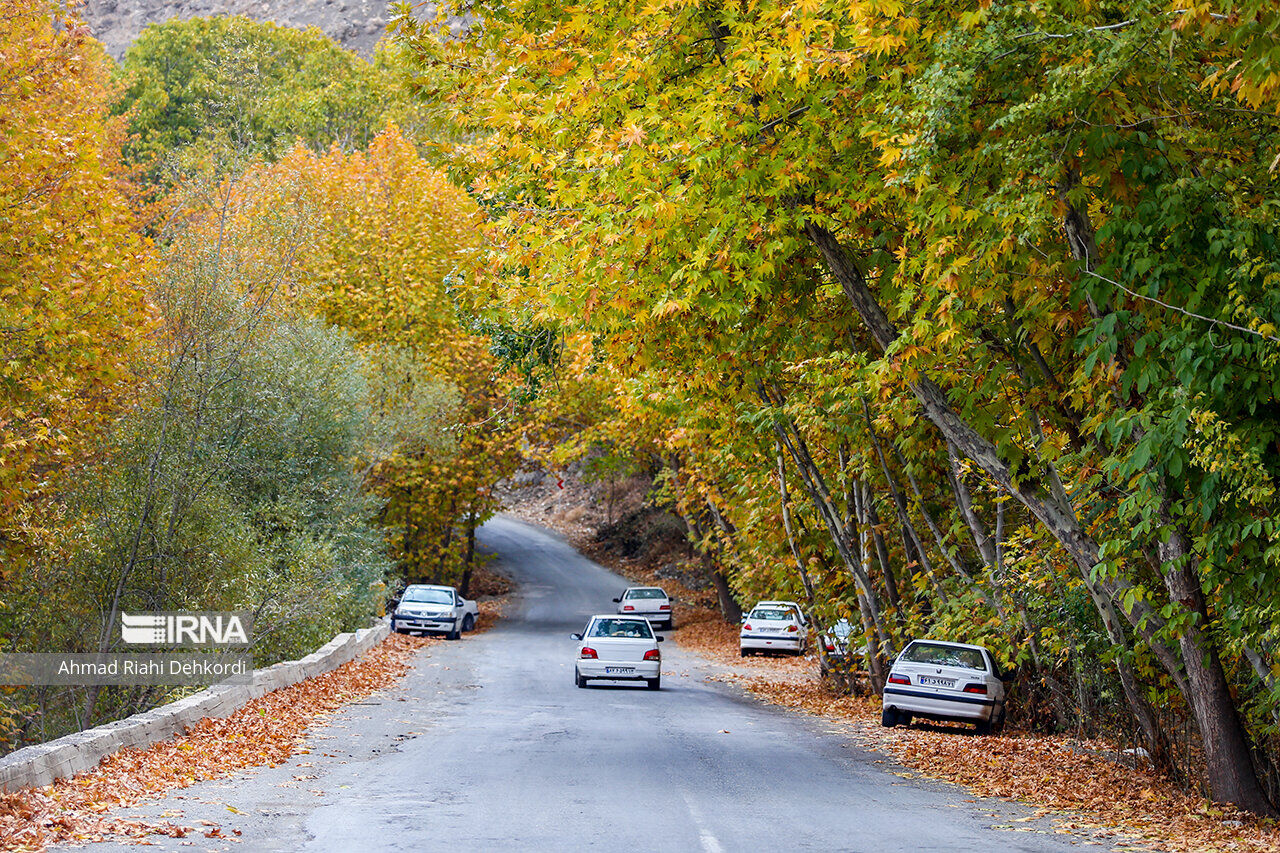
[605,667,635,675]
[919,675,955,687]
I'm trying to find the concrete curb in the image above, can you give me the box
[0,618,391,793]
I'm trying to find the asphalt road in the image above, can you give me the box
[61,516,1104,852]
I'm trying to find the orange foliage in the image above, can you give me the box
[0,0,155,562]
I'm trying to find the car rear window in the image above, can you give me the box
[589,619,655,639]
[900,642,986,671]
[626,588,666,599]
[749,608,793,621]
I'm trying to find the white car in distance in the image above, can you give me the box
[391,584,478,640]
[613,586,674,629]
[740,604,807,656]
[881,639,1007,734]
[572,615,663,690]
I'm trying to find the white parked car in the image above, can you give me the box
[391,584,478,640]
[881,639,1007,734]
[739,604,807,656]
[572,615,663,690]
[613,586,674,629]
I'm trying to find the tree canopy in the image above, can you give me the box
[394,0,1280,814]
[113,15,424,169]
[0,0,155,592]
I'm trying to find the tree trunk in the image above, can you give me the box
[776,448,817,606]
[1158,495,1276,815]
[758,385,892,662]
[664,464,743,625]
[863,404,948,605]
[805,219,1168,766]
[895,444,1008,623]
[459,507,478,598]
[862,485,903,620]
[1061,196,1270,810]
[707,560,742,624]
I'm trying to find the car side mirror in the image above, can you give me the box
[612,597,621,603]
[571,633,583,641]
[657,636,665,642]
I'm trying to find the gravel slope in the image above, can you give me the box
[81,0,464,59]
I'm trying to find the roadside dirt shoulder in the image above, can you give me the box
[0,587,509,852]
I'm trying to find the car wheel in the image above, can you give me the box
[881,706,899,728]
[575,670,587,688]
[991,706,1007,734]
[665,620,674,631]
[462,614,475,632]
[646,676,661,690]
[740,648,749,657]
[447,624,461,640]
[392,623,406,635]
[975,718,992,735]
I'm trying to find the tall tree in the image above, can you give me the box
[0,0,154,599]
[395,0,1280,813]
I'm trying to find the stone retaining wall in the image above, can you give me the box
[0,620,390,793]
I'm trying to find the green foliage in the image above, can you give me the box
[395,0,1280,807]
[113,16,422,169]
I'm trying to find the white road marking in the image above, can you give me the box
[681,789,725,853]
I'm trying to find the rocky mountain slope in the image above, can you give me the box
[81,0,459,59]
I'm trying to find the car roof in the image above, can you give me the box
[757,600,801,608]
[904,638,991,653]
[749,605,800,616]
[624,586,666,592]
[590,614,652,622]
[405,583,455,592]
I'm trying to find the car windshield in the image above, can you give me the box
[402,588,454,605]
[900,642,986,671]
[588,619,654,639]
[749,608,792,621]
[625,588,666,599]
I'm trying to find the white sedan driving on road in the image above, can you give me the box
[572,616,663,690]
[613,586,674,629]
[391,584,478,640]
[881,639,1007,734]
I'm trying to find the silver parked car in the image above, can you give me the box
[881,639,1007,734]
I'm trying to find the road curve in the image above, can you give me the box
[60,516,1096,852]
